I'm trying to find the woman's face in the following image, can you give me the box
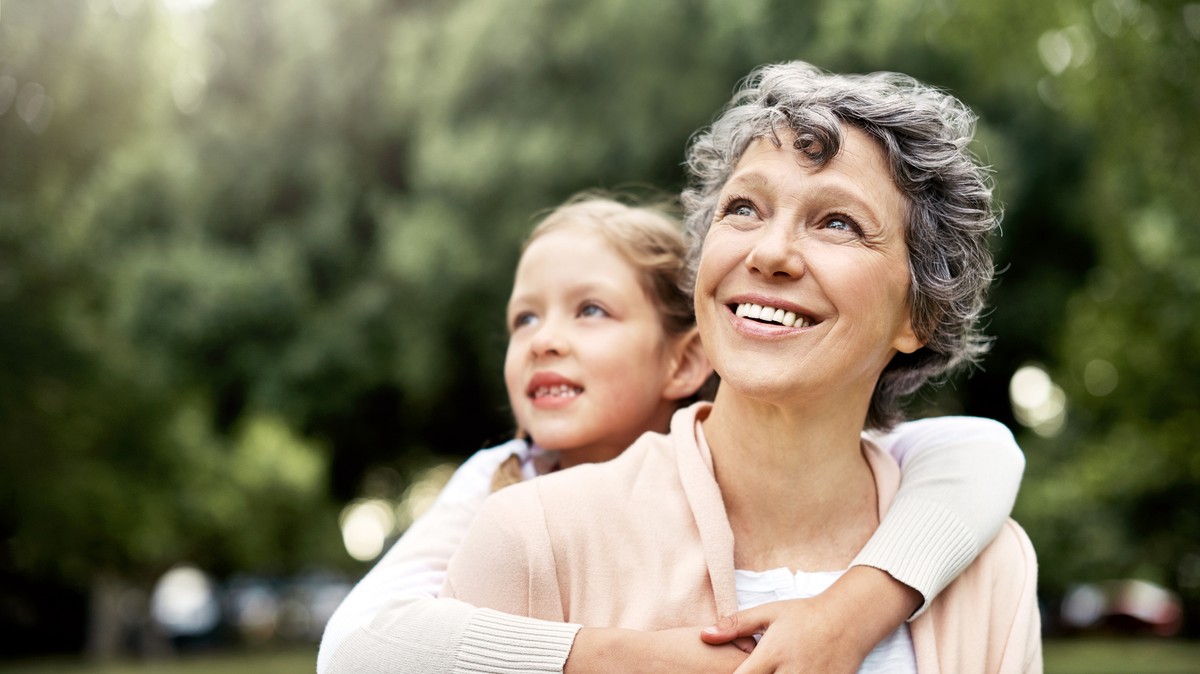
[693,125,923,405]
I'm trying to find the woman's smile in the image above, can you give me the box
[733,301,816,328]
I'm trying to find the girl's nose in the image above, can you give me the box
[530,318,568,357]
[745,219,807,279]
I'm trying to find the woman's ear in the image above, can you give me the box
[663,328,713,400]
[892,317,924,355]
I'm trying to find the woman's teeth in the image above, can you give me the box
[533,385,582,399]
[735,302,811,327]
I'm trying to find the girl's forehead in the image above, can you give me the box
[518,225,637,279]
[510,227,642,298]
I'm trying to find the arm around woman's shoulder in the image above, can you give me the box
[321,442,578,674]
[857,416,1026,610]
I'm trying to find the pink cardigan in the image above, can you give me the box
[443,403,1042,673]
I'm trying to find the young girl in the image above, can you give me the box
[318,195,1025,673]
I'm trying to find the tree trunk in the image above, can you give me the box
[83,571,174,660]
[84,572,126,661]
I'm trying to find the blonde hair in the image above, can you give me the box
[523,192,694,339]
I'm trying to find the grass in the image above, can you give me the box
[1,638,1199,673]
[1042,637,1200,674]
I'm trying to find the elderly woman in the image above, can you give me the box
[443,62,1041,672]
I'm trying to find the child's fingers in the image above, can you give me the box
[731,636,758,654]
[699,606,772,643]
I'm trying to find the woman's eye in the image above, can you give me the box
[826,217,861,235]
[720,196,757,218]
[578,303,609,319]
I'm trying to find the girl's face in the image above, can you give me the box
[504,226,685,468]
[694,126,922,409]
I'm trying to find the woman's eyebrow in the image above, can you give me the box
[724,171,774,192]
[812,184,876,211]
[728,170,885,220]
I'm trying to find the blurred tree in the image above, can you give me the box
[1006,0,1200,633]
[0,1,345,658]
[0,0,1196,658]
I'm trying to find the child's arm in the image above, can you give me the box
[856,415,1025,608]
[319,441,574,674]
[701,416,1025,672]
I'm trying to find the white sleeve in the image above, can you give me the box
[319,441,572,673]
[853,416,1025,617]
[322,599,579,674]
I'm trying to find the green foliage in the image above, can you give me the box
[1,0,1197,653]
[1006,0,1200,626]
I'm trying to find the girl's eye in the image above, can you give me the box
[578,303,609,319]
[512,312,538,330]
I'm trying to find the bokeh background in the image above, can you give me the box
[2,0,1198,669]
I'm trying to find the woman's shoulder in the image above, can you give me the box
[480,404,708,525]
[565,423,680,472]
[977,519,1038,579]
[514,426,683,510]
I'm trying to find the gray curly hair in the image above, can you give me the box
[681,61,999,430]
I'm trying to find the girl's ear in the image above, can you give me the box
[663,328,713,401]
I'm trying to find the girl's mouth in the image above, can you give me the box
[532,384,583,400]
[527,372,585,400]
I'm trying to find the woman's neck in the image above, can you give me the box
[703,387,880,572]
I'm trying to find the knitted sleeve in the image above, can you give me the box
[318,442,579,674]
[443,480,580,672]
[323,598,579,674]
[852,416,1025,617]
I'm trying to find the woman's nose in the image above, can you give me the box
[745,220,806,279]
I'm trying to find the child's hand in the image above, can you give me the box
[700,598,865,673]
[700,566,921,673]
[565,625,748,674]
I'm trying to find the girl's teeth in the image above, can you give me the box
[534,385,581,398]
[736,303,811,328]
